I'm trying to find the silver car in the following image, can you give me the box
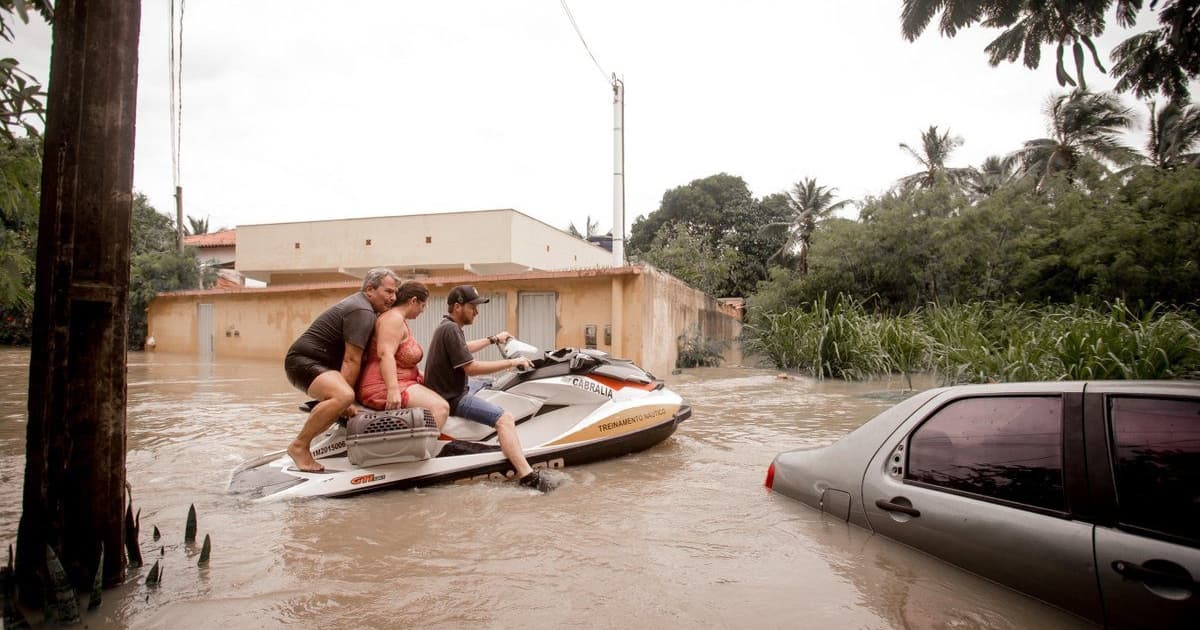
[766,380,1199,627]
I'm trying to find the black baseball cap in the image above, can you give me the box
[447,285,489,306]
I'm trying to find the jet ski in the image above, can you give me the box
[229,339,691,500]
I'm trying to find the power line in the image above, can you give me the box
[168,0,185,190]
[559,0,610,85]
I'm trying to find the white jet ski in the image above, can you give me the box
[229,339,691,500]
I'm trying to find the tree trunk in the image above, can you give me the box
[16,0,141,605]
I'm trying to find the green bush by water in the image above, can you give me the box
[744,296,1200,383]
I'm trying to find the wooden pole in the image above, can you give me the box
[17,0,141,604]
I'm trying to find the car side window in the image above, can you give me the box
[1109,396,1200,544]
[905,396,1066,512]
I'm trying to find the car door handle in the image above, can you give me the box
[875,498,920,518]
[1112,560,1197,591]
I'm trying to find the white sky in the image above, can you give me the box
[6,1,1192,234]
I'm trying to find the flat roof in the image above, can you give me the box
[155,265,644,298]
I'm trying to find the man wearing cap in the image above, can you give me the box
[284,267,399,472]
[425,285,551,491]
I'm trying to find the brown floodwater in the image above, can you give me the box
[0,348,1091,629]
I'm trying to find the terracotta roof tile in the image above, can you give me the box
[183,229,236,248]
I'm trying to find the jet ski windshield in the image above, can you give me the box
[491,338,658,391]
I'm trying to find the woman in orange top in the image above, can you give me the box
[356,280,450,429]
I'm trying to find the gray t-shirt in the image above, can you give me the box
[287,292,376,369]
[424,315,475,405]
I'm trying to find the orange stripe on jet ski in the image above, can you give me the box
[588,374,657,392]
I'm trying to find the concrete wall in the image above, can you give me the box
[235,209,612,283]
[146,266,741,378]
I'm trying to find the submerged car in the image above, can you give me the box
[765,380,1199,627]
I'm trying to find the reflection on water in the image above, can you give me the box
[0,349,1089,628]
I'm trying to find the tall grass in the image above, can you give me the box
[745,295,1200,384]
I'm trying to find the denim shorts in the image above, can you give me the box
[452,380,504,427]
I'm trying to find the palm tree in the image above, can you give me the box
[900,0,1141,90]
[764,178,850,275]
[966,155,1020,199]
[1015,90,1141,188]
[566,214,604,239]
[897,125,974,191]
[1146,99,1200,169]
[185,214,209,235]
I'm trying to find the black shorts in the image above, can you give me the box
[284,351,335,393]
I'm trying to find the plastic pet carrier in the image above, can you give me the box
[345,408,440,466]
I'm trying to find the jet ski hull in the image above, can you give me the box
[231,404,690,500]
[231,342,692,500]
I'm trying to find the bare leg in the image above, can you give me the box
[493,413,532,478]
[288,371,355,472]
[403,384,450,430]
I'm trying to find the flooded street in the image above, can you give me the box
[0,348,1089,629]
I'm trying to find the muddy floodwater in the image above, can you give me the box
[0,349,1091,629]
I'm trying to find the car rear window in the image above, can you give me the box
[906,396,1066,512]
[1109,396,1200,544]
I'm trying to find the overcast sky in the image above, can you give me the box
[7,1,1191,235]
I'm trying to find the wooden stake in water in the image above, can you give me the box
[198,535,211,567]
[44,545,80,624]
[124,503,142,568]
[145,560,161,586]
[89,544,103,610]
[185,504,197,543]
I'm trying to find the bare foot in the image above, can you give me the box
[287,441,325,472]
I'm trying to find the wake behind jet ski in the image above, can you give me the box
[230,339,691,500]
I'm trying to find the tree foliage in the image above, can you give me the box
[752,166,1200,319]
[0,0,52,142]
[762,178,850,274]
[900,0,1200,98]
[897,125,975,191]
[1146,98,1200,168]
[627,173,788,297]
[0,146,203,348]
[185,214,209,236]
[1015,90,1141,188]
[1111,0,1200,100]
[129,194,202,349]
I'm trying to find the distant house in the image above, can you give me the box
[183,229,246,288]
[235,209,613,285]
[150,209,744,375]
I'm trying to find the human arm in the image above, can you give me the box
[463,355,532,376]
[465,330,514,353]
[340,306,377,415]
[340,343,365,416]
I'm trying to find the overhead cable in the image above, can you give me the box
[559,0,611,85]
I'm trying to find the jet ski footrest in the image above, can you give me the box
[346,408,439,466]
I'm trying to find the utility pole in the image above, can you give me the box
[611,74,624,267]
[18,0,141,604]
[176,185,184,252]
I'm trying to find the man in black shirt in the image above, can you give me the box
[284,267,399,471]
[425,285,553,491]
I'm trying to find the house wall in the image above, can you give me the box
[145,267,741,378]
[194,244,235,267]
[235,209,612,283]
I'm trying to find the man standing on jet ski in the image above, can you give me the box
[284,267,400,472]
[425,285,551,491]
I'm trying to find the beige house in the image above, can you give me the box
[147,265,741,378]
[236,209,614,285]
[147,209,742,376]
